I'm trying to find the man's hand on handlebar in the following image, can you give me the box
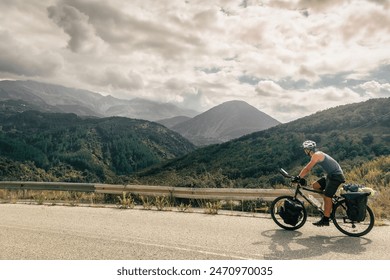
[292,176,300,182]
[292,176,307,186]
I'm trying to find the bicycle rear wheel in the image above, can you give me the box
[332,200,375,237]
[270,195,307,230]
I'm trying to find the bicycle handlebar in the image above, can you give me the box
[279,168,292,178]
[279,168,321,193]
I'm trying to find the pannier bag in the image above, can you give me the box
[341,192,370,222]
[278,199,303,226]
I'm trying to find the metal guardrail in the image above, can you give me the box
[0,181,96,192]
[0,181,322,201]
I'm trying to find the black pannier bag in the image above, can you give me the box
[279,199,303,226]
[341,192,369,222]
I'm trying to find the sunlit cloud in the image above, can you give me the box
[0,0,389,122]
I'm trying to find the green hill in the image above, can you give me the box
[0,107,195,183]
[137,98,390,188]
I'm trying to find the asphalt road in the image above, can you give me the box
[1,204,389,260]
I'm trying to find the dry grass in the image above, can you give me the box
[204,201,222,214]
[0,189,105,206]
[344,156,390,224]
[116,192,135,209]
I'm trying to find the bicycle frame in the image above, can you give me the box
[291,184,325,214]
[281,169,344,217]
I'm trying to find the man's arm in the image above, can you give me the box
[299,152,323,178]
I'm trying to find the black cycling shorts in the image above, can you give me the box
[317,174,345,198]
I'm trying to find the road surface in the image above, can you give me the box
[1,204,389,260]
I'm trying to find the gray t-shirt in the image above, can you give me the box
[317,152,344,176]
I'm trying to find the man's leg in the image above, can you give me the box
[312,178,330,226]
[323,196,332,217]
[312,181,322,191]
[312,179,326,209]
[314,181,332,217]
[312,177,326,192]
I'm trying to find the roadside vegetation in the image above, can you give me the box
[0,156,388,222]
[344,156,390,223]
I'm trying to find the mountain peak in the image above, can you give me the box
[220,100,252,106]
[171,100,280,146]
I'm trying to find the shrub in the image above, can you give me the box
[116,192,135,209]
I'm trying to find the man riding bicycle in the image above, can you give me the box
[294,140,345,226]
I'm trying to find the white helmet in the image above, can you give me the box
[302,140,316,150]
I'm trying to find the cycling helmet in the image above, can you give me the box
[302,140,316,150]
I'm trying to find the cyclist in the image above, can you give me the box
[294,140,345,226]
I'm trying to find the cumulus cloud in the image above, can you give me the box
[255,80,283,97]
[0,0,389,122]
[356,80,390,97]
[341,5,390,45]
[47,2,105,53]
[47,0,210,59]
[252,85,366,122]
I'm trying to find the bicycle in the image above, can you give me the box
[270,168,375,237]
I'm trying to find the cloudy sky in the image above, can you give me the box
[0,0,389,122]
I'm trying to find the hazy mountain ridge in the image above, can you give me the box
[157,116,192,129]
[0,80,198,121]
[169,100,281,146]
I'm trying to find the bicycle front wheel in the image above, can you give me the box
[270,195,307,230]
[332,200,375,237]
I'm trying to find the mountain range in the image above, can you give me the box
[0,80,281,145]
[0,80,198,121]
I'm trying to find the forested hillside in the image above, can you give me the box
[0,107,195,183]
[138,98,389,188]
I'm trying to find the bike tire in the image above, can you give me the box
[270,195,307,230]
[332,200,375,237]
